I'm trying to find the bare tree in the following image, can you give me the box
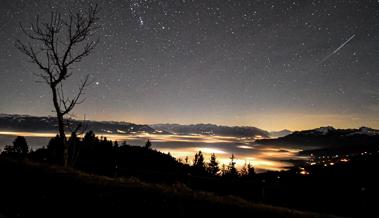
[15,4,100,167]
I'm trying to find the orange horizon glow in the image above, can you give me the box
[3,110,379,132]
[81,110,379,132]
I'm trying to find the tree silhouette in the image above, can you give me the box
[247,162,256,177]
[13,136,29,155]
[47,135,64,164]
[240,162,255,178]
[114,141,119,149]
[225,154,238,178]
[68,132,80,166]
[145,139,152,149]
[193,151,206,174]
[2,136,29,157]
[240,162,248,176]
[207,153,220,176]
[220,164,227,176]
[15,4,100,167]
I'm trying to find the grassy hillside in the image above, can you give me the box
[0,158,341,218]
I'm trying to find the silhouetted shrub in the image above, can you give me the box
[1,136,29,158]
[47,135,64,164]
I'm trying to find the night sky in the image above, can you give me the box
[1,0,379,130]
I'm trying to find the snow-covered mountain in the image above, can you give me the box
[0,114,156,134]
[150,123,270,138]
[269,129,292,138]
[348,127,379,136]
[0,114,270,138]
[256,126,379,148]
[312,126,336,135]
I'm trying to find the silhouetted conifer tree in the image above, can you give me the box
[193,151,205,167]
[239,162,256,178]
[247,162,256,177]
[221,164,227,176]
[207,153,220,176]
[240,162,248,176]
[225,154,238,178]
[193,151,206,174]
[145,139,152,149]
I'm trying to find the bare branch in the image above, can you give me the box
[62,4,99,67]
[64,38,99,67]
[61,75,90,116]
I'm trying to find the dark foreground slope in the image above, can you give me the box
[0,158,339,218]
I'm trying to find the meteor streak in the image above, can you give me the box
[320,34,356,64]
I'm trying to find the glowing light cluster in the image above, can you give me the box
[0,131,302,172]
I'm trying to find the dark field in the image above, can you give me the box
[0,158,342,218]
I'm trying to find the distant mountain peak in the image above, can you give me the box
[150,123,269,138]
[256,126,379,149]
[1,114,270,138]
[313,126,336,135]
[0,114,156,134]
[349,126,379,136]
[269,129,292,138]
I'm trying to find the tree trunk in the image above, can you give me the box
[51,86,68,167]
[58,112,68,167]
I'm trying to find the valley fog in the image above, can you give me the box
[0,131,306,172]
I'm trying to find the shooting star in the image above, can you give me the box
[319,34,356,64]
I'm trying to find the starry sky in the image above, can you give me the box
[1,0,379,131]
